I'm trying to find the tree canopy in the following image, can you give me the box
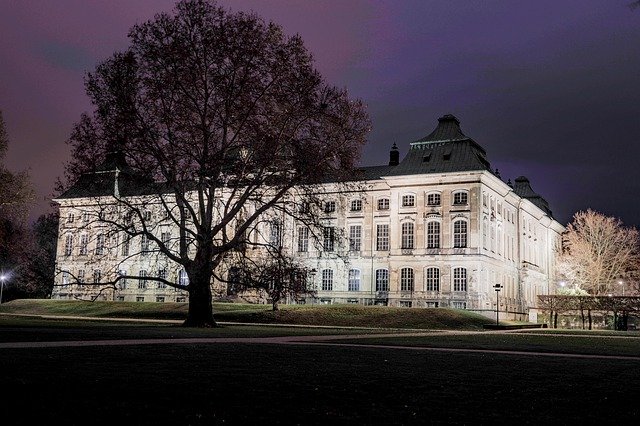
[63,0,369,327]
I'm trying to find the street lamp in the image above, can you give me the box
[0,274,7,304]
[493,284,503,326]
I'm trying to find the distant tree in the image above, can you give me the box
[17,212,59,298]
[62,0,369,327]
[0,110,34,222]
[556,209,640,295]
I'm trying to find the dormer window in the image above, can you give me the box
[67,213,75,223]
[350,199,362,212]
[324,201,336,213]
[427,193,441,206]
[402,194,415,208]
[377,198,390,210]
[453,191,468,206]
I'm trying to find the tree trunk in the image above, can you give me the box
[183,266,217,327]
[554,311,558,329]
[588,309,592,330]
[580,308,586,330]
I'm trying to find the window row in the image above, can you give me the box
[322,190,470,215]
[63,232,175,257]
[297,220,468,253]
[319,267,468,292]
[60,268,189,288]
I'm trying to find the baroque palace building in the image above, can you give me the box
[52,114,564,320]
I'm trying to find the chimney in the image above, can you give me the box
[389,143,399,166]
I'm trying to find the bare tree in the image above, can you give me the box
[60,0,369,327]
[556,209,640,295]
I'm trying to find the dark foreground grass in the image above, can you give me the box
[0,299,494,329]
[1,329,638,425]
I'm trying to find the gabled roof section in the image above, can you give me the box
[512,176,553,218]
[386,114,492,176]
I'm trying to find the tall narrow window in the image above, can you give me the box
[138,270,147,289]
[93,269,101,284]
[400,268,414,291]
[453,268,467,291]
[161,231,171,246]
[425,267,440,291]
[297,227,309,252]
[453,220,468,248]
[426,221,440,249]
[118,269,127,289]
[323,227,335,252]
[157,269,167,288]
[141,234,150,254]
[401,222,414,249]
[321,269,333,291]
[79,234,88,256]
[179,270,189,286]
[376,224,389,251]
[349,225,362,251]
[270,221,282,248]
[64,235,73,256]
[122,236,130,257]
[375,269,389,292]
[62,271,69,285]
[95,233,105,255]
[348,269,360,291]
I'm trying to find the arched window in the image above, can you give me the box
[401,194,415,207]
[401,222,414,249]
[426,192,441,206]
[453,191,468,205]
[375,269,389,292]
[453,220,467,248]
[321,269,333,291]
[425,267,440,291]
[426,221,440,249]
[377,198,390,210]
[348,269,360,291]
[400,268,414,291]
[453,268,467,292]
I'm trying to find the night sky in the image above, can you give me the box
[2,0,640,228]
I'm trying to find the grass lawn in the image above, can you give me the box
[1,317,639,424]
[0,299,495,330]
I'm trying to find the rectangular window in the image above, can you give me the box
[62,271,69,286]
[426,221,440,249]
[141,234,150,254]
[156,296,165,303]
[377,198,389,210]
[399,300,412,308]
[138,270,147,289]
[270,221,282,247]
[348,269,360,291]
[136,296,144,302]
[321,269,333,291]
[297,227,309,252]
[79,234,88,256]
[375,269,389,292]
[67,213,75,223]
[323,227,335,252]
[118,269,127,289]
[453,268,467,292]
[400,268,414,291]
[64,235,73,256]
[95,233,105,256]
[401,222,414,249]
[453,221,468,248]
[425,268,440,292]
[82,212,90,222]
[452,301,467,309]
[453,192,468,205]
[77,269,85,284]
[349,225,362,251]
[427,193,441,206]
[324,201,336,213]
[92,269,101,284]
[122,236,130,257]
[178,270,189,286]
[157,268,167,288]
[161,232,171,246]
[350,199,362,212]
[402,194,415,207]
[376,224,389,251]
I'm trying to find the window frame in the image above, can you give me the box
[452,191,469,206]
[400,267,414,291]
[401,194,416,208]
[453,219,468,248]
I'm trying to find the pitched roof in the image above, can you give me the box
[512,176,553,217]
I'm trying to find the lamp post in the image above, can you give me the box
[0,274,6,304]
[493,284,503,326]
